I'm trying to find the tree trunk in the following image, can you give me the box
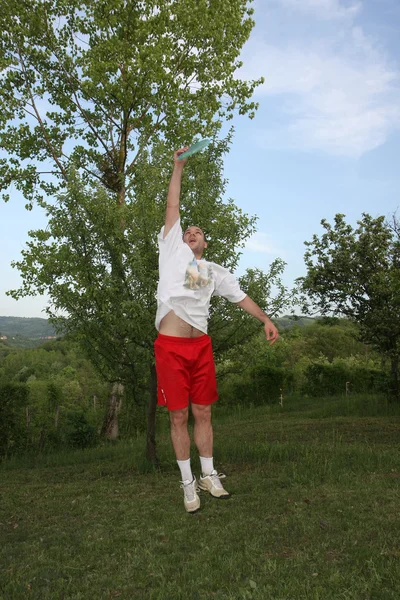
[101,382,124,439]
[54,406,60,429]
[146,363,159,466]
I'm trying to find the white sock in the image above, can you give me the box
[200,456,214,476]
[177,458,193,483]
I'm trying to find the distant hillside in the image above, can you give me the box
[0,316,56,339]
[1,314,315,341]
[276,315,316,329]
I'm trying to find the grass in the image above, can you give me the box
[1,394,399,600]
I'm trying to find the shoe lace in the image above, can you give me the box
[180,478,197,502]
[209,471,226,490]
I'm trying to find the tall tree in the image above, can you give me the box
[0,0,261,207]
[9,137,291,457]
[297,213,400,400]
[1,0,264,451]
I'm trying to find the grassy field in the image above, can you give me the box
[1,394,399,600]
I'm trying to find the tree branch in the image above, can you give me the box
[17,50,69,181]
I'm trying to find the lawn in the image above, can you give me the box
[1,395,399,599]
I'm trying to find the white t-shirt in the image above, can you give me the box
[155,219,247,333]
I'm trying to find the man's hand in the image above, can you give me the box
[174,146,189,168]
[264,319,279,345]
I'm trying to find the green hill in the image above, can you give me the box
[0,315,315,347]
[276,315,316,329]
[0,316,56,340]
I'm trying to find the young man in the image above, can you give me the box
[154,147,279,513]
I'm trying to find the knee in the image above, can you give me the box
[192,404,212,425]
[170,408,189,429]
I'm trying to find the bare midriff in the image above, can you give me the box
[159,310,205,338]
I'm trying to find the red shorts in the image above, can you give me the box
[154,333,218,411]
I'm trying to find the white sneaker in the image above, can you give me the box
[198,470,230,498]
[180,477,200,513]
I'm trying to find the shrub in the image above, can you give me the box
[0,383,29,456]
[64,411,98,449]
[219,366,294,406]
[303,361,388,397]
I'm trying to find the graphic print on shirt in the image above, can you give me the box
[183,259,213,290]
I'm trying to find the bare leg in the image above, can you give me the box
[192,404,229,498]
[170,408,190,460]
[191,403,213,457]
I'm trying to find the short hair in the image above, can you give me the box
[183,225,207,242]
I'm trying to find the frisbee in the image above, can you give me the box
[177,138,212,160]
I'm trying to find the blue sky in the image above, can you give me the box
[1,0,399,318]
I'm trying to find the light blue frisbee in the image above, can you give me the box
[177,138,212,160]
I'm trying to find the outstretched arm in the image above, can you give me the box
[164,147,189,238]
[236,296,279,345]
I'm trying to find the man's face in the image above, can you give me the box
[183,226,208,257]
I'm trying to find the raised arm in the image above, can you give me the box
[236,296,279,345]
[164,147,189,238]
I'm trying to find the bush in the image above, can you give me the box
[64,411,98,449]
[219,366,294,406]
[0,383,29,456]
[303,361,388,397]
[0,381,101,457]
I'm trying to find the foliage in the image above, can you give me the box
[275,315,316,329]
[0,335,50,350]
[218,318,378,375]
[217,318,387,405]
[281,318,372,365]
[0,338,108,455]
[8,137,291,393]
[219,365,294,406]
[63,410,98,449]
[302,359,388,397]
[0,383,29,456]
[0,316,55,338]
[210,263,290,354]
[1,0,269,445]
[0,0,262,206]
[297,213,400,399]
[0,318,391,456]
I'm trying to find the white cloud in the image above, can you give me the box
[278,0,362,20]
[245,232,275,253]
[239,4,400,157]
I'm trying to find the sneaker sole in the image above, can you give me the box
[197,485,231,499]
